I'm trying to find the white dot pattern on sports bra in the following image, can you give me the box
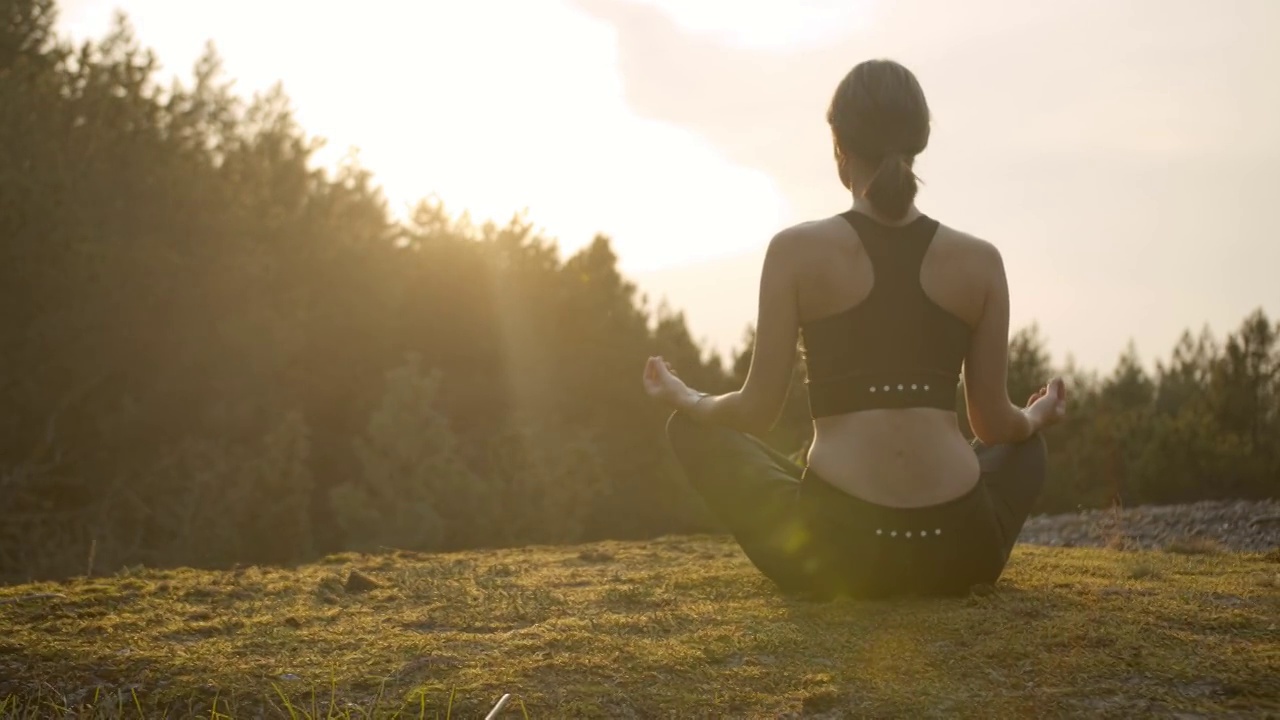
[868,384,935,393]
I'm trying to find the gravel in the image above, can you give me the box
[1018,499,1280,553]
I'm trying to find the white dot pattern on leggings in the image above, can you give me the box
[876,528,945,538]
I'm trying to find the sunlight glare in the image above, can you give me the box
[57,0,787,272]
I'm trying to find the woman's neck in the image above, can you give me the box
[849,195,922,226]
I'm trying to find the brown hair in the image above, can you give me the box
[827,59,930,221]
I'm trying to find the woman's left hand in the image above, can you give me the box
[642,356,697,409]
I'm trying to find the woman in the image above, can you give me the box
[641,59,1068,600]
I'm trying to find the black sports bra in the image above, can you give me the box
[801,211,971,418]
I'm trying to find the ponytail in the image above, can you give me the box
[863,152,918,221]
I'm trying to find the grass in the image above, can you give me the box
[1,537,1277,719]
[1165,536,1228,556]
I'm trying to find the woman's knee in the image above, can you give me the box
[665,409,695,447]
[666,410,755,480]
[1009,431,1049,488]
[1018,430,1048,463]
[976,431,1047,480]
[990,430,1046,458]
[666,409,710,464]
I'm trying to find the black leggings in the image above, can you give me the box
[666,411,1047,599]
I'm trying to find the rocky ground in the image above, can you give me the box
[1018,499,1280,553]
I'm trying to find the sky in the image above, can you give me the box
[55,0,1280,372]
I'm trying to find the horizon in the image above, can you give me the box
[56,0,1280,372]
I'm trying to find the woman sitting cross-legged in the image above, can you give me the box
[641,59,1068,601]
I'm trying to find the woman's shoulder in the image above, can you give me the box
[767,215,862,253]
[766,214,1004,273]
[762,216,847,265]
[772,216,844,242]
[931,220,1004,271]
[932,220,997,253]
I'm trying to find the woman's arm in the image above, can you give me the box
[962,242,1040,445]
[684,231,801,436]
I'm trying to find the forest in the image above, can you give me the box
[2,1,1276,581]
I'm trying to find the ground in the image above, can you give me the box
[1,537,1277,718]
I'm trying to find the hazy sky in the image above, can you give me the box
[56,0,1280,371]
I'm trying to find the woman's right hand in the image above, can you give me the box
[1024,377,1068,431]
[642,356,697,410]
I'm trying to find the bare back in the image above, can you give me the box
[792,212,994,507]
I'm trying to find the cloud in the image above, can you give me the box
[577,0,1280,368]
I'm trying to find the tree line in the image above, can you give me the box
[2,2,1275,581]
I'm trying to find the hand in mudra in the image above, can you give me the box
[1025,377,1068,430]
[642,356,696,409]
